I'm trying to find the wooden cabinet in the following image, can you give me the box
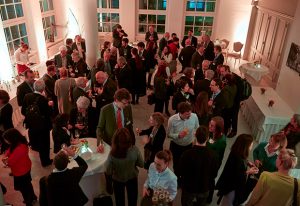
[248,7,291,83]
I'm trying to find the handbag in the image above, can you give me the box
[147,93,155,105]
[292,178,298,206]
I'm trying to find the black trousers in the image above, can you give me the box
[181,190,209,206]
[14,171,36,206]
[170,142,193,183]
[113,177,138,206]
[154,99,164,113]
[231,101,241,132]
[28,128,51,166]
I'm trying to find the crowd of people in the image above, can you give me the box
[0,24,299,206]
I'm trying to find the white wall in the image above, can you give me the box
[214,0,252,51]
[276,1,300,113]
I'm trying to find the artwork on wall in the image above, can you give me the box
[286,42,300,74]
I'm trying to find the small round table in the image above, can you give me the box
[239,63,269,81]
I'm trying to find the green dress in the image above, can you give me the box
[207,134,227,165]
[253,142,278,172]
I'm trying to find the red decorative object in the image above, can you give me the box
[260,88,266,94]
[268,100,275,107]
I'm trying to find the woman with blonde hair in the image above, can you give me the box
[246,149,299,206]
[136,112,166,169]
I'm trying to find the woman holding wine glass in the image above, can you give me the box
[69,96,97,138]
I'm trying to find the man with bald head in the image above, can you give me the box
[54,45,73,77]
[181,29,198,48]
[95,71,117,119]
[178,38,196,73]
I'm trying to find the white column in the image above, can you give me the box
[0,19,14,80]
[119,0,136,42]
[53,0,68,39]
[22,0,48,63]
[80,0,99,67]
[166,0,185,39]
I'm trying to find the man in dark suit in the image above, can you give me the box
[115,57,133,93]
[208,78,226,117]
[72,77,89,105]
[71,52,89,77]
[88,58,105,89]
[194,69,214,98]
[158,32,170,55]
[112,24,128,48]
[100,50,117,80]
[65,38,73,55]
[43,65,58,117]
[21,80,52,167]
[178,39,196,73]
[119,38,132,61]
[145,25,159,44]
[16,69,35,107]
[202,34,215,61]
[54,45,73,74]
[181,29,198,48]
[191,44,205,79]
[46,149,88,206]
[95,71,117,119]
[72,35,86,60]
[210,45,224,71]
[96,88,134,148]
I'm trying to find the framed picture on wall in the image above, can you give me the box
[286,42,300,74]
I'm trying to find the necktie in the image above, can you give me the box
[116,108,122,129]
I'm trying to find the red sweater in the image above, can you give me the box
[6,144,32,176]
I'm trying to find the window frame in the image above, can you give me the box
[40,0,57,42]
[97,0,120,34]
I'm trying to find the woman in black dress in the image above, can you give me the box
[136,112,166,169]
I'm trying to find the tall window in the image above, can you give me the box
[40,0,56,41]
[97,0,120,32]
[138,0,167,34]
[1,1,28,57]
[184,0,216,36]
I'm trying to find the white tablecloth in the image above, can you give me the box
[239,63,269,81]
[68,138,111,206]
[241,86,294,142]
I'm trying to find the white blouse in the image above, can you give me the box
[14,48,29,65]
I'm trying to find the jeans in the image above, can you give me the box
[181,190,209,206]
[113,177,138,206]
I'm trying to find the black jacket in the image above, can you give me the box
[145,31,159,43]
[181,36,198,48]
[47,156,88,206]
[179,145,218,193]
[194,79,211,98]
[54,54,73,69]
[210,53,224,71]
[211,91,226,117]
[0,103,13,131]
[204,40,215,61]
[73,59,89,78]
[178,46,196,69]
[52,126,71,154]
[43,74,57,101]
[16,81,34,107]
[119,45,133,60]
[117,64,133,92]
[72,42,86,60]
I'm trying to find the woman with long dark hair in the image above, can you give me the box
[129,47,146,104]
[106,128,144,206]
[145,41,157,89]
[193,91,210,126]
[153,64,169,113]
[2,128,36,206]
[216,134,259,206]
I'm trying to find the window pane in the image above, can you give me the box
[19,23,27,36]
[111,0,119,8]
[148,0,156,10]
[21,36,28,44]
[157,15,165,24]
[10,25,19,39]
[102,23,111,32]
[139,25,147,33]
[0,0,4,4]
[148,15,156,24]
[157,25,165,34]
[43,0,49,11]
[203,27,212,36]
[206,2,215,12]
[8,42,14,56]
[184,26,193,35]
[195,16,203,26]
[5,0,13,4]
[185,16,194,25]
[48,0,54,10]
[98,23,103,32]
[194,27,201,36]
[186,0,195,11]
[14,0,21,2]
[39,1,43,12]
[45,16,51,27]
[101,0,107,8]
[4,27,11,41]
[1,6,7,21]
[15,3,23,17]
[6,5,16,19]
[139,14,147,23]
[13,39,20,50]
[204,16,213,26]
[50,15,55,24]
[101,13,109,22]
[139,0,147,9]
[196,1,205,11]
[157,0,166,10]
[111,13,119,23]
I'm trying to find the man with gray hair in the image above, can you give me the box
[72,77,90,105]
[21,79,53,167]
[194,69,215,98]
[54,45,73,76]
[115,56,133,93]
